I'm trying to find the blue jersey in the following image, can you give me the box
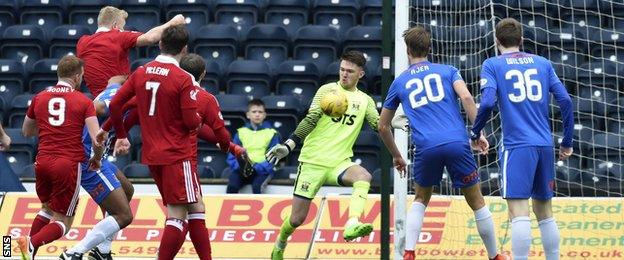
[384,61,468,150]
[479,52,569,149]
[82,83,122,157]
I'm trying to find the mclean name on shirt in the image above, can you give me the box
[506,57,535,65]
[146,66,170,76]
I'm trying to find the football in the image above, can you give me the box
[320,89,349,117]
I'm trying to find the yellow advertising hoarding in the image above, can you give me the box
[0,193,622,259]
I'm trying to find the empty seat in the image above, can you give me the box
[106,154,132,170]
[243,24,289,71]
[275,60,320,106]
[199,165,216,178]
[49,25,92,58]
[164,0,211,33]
[591,133,623,157]
[262,95,301,138]
[354,131,380,154]
[201,60,221,94]
[9,94,35,128]
[20,0,66,36]
[264,0,309,38]
[193,24,238,75]
[214,0,261,34]
[590,29,624,57]
[225,60,272,99]
[1,25,46,68]
[561,13,602,29]
[120,0,161,32]
[216,94,249,133]
[274,165,297,180]
[293,25,340,70]
[69,0,118,32]
[311,0,359,36]
[361,0,382,26]
[0,59,25,111]
[4,128,37,155]
[123,163,151,178]
[29,58,61,93]
[197,150,228,178]
[5,151,33,175]
[131,58,152,71]
[19,164,36,178]
[0,0,16,36]
[352,153,379,173]
[342,26,382,72]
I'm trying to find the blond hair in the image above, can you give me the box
[97,6,128,27]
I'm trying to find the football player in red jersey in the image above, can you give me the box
[105,25,207,260]
[16,55,103,260]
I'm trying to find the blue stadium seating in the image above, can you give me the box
[361,0,382,26]
[214,0,261,35]
[275,60,320,106]
[131,58,152,71]
[4,128,37,155]
[9,94,34,128]
[1,25,46,68]
[0,0,16,36]
[0,59,25,111]
[243,24,289,71]
[262,95,301,139]
[164,0,212,33]
[352,152,379,173]
[120,0,162,32]
[199,165,216,178]
[225,60,272,98]
[592,133,623,156]
[354,131,379,154]
[20,0,66,37]
[590,29,624,58]
[5,151,33,175]
[200,60,221,94]
[293,25,340,70]
[543,49,588,68]
[264,0,309,38]
[312,0,358,37]
[69,0,119,33]
[29,58,60,93]
[123,163,151,178]
[18,164,35,178]
[343,26,381,73]
[107,154,132,170]
[49,25,92,58]
[198,149,228,178]
[193,24,239,75]
[555,155,582,182]
[274,166,297,180]
[216,94,249,133]
[561,13,602,29]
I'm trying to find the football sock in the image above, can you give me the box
[174,220,189,255]
[30,210,51,255]
[511,216,532,260]
[188,212,212,260]
[538,217,560,260]
[31,221,65,250]
[349,181,370,219]
[474,206,498,259]
[278,215,295,243]
[67,216,120,254]
[96,212,115,254]
[405,202,426,251]
[158,218,187,260]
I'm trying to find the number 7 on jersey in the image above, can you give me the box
[146,81,160,116]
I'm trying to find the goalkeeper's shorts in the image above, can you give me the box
[499,146,555,200]
[293,159,356,199]
[412,141,478,189]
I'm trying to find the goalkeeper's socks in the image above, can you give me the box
[538,217,560,260]
[159,218,187,260]
[349,181,371,218]
[510,216,532,260]
[188,212,213,260]
[473,206,498,259]
[405,202,426,251]
[278,215,295,243]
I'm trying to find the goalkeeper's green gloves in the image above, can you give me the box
[266,139,296,165]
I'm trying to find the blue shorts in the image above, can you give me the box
[412,141,478,189]
[80,160,122,204]
[500,146,555,200]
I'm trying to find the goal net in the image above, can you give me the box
[393,0,624,258]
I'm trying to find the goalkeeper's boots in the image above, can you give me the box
[403,250,415,260]
[88,247,114,260]
[490,254,511,260]
[343,222,374,242]
[60,251,84,259]
[271,240,286,260]
[16,236,33,260]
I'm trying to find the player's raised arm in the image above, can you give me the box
[548,64,574,160]
[135,14,186,47]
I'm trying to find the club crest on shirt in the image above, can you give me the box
[190,89,199,100]
[351,102,360,111]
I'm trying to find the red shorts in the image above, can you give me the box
[149,160,200,205]
[35,156,81,216]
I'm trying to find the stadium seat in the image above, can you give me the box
[354,131,380,154]
[29,58,60,93]
[342,26,382,73]
[120,0,161,32]
[123,163,151,178]
[542,49,588,68]
[591,133,623,157]
[573,60,619,90]
[199,165,216,179]
[361,0,382,26]
[608,120,623,135]
[5,151,33,175]
[69,0,119,33]
[274,166,297,180]
[275,60,320,106]
[4,128,37,154]
[20,0,66,37]
[225,60,272,99]
[193,24,239,75]
[323,61,368,92]
[9,94,34,128]
[106,154,132,170]
[293,25,340,70]
[198,150,228,178]
[311,0,358,37]
[261,95,301,139]
[0,59,25,111]
[216,94,249,133]
[18,164,36,178]
[214,0,261,35]
[561,13,602,29]
[352,153,379,174]
[536,26,588,53]
[164,0,211,33]
[1,25,46,68]
[264,0,309,38]
[243,24,289,72]
[0,0,16,36]
[131,58,152,71]
[555,155,582,182]
[49,25,92,58]
[590,29,624,57]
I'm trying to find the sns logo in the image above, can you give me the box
[331,114,357,125]
[190,89,199,101]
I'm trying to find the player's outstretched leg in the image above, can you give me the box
[272,197,312,260]
[340,165,373,242]
[533,199,560,260]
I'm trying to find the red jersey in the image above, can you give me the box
[110,55,198,165]
[26,82,96,162]
[192,83,227,157]
[77,27,143,97]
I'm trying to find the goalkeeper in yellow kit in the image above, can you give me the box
[266,51,380,260]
